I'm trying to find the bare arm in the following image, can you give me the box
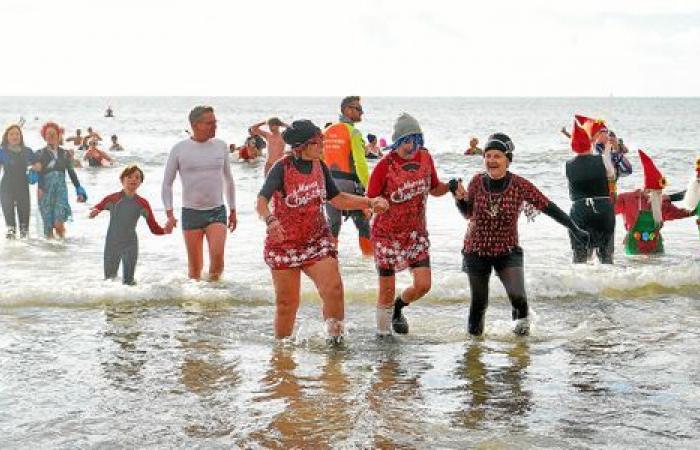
[250,122,271,138]
[329,192,388,213]
[256,194,284,242]
[430,182,450,197]
[256,194,272,220]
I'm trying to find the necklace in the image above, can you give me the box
[487,177,501,217]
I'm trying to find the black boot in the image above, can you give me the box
[19,227,28,239]
[5,227,16,240]
[392,296,409,334]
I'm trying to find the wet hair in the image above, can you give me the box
[267,117,283,127]
[340,96,360,112]
[188,105,214,124]
[1,124,25,148]
[324,122,333,129]
[40,121,62,140]
[367,133,377,143]
[120,164,144,182]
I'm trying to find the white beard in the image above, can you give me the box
[681,175,700,212]
[648,190,663,226]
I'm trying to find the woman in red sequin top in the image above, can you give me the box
[454,133,589,337]
[367,113,456,336]
[256,120,389,344]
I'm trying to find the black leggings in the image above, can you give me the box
[1,183,30,230]
[463,249,528,336]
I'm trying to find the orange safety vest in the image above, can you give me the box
[323,122,355,177]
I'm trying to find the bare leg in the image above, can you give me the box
[183,229,205,280]
[378,275,396,307]
[271,268,302,338]
[54,221,66,239]
[302,256,344,329]
[400,267,432,304]
[204,223,227,281]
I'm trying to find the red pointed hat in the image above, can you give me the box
[638,149,666,190]
[571,115,607,154]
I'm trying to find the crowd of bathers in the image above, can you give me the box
[1,97,698,345]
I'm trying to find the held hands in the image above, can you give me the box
[449,178,467,200]
[164,216,177,234]
[369,197,389,214]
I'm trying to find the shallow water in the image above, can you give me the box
[0,97,699,448]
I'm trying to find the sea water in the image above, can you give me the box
[0,97,698,448]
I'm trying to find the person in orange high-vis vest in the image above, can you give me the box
[322,96,372,255]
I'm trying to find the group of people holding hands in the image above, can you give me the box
[1,98,698,346]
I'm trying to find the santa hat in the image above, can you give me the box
[571,115,607,154]
[638,149,666,190]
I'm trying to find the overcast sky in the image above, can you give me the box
[2,0,698,96]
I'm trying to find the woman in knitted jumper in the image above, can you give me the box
[453,133,589,336]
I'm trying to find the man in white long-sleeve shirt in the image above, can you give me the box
[162,106,237,281]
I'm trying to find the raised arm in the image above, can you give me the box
[249,122,271,138]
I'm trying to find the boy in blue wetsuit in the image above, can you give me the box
[90,165,171,284]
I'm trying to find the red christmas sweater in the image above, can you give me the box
[264,156,336,269]
[463,172,549,257]
[368,149,440,271]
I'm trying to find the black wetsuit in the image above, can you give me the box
[0,146,35,234]
[565,154,615,264]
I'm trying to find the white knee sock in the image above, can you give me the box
[376,305,393,335]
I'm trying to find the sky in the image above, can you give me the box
[1,0,699,96]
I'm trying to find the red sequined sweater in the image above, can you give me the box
[463,172,550,256]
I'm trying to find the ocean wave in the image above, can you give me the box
[1,260,697,310]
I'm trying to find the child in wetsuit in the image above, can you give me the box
[89,165,171,284]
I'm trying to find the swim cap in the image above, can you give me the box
[282,120,321,148]
[484,133,514,162]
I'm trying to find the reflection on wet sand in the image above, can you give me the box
[178,310,241,439]
[248,346,352,448]
[365,354,426,447]
[452,341,531,430]
[100,307,146,391]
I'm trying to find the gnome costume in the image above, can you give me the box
[614,150,692,255]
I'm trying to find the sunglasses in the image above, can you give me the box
[348,105,364,113]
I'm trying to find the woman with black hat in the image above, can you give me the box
[256,119,389,344]
[453,133,589,336]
